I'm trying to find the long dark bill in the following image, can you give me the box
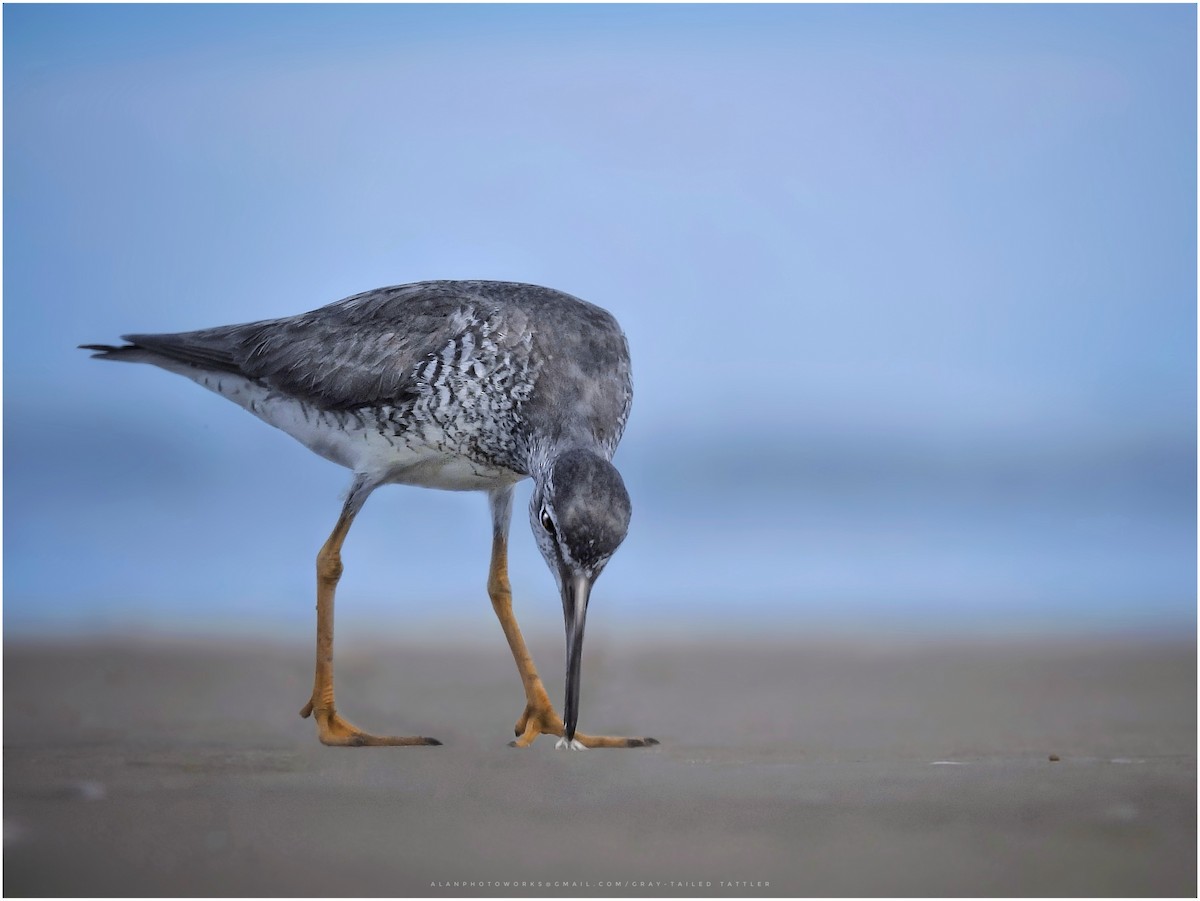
[562,574,592,742]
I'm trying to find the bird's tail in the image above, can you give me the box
[78,342,159,363]
[80,330,244,374]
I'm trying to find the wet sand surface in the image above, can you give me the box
[3,635,1195,896]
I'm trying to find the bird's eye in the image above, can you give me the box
[540,508,555,534]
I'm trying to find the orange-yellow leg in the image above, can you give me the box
[298,480,440,748]
[487,491,656,749]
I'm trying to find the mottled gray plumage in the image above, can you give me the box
[83,280,640,746]
[86,281,632,482]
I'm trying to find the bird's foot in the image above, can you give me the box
[299,700,440,747]
[509,701,658,749]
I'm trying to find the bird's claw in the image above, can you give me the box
[555,737,587,751]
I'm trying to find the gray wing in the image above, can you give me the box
[102,284,482,411]
[86,278,634,453]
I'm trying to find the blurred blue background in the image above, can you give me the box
[4,4,1195,641]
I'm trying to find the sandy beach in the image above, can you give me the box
[3,633,1195,896]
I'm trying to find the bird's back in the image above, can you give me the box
[86,281,633,482]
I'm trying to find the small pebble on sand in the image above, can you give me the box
[69,781,107,801]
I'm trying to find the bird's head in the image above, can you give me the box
[530,448,632,744]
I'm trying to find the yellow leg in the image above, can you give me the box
[299,479,440,748]
[487,490,657,749]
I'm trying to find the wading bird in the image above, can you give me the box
[83,280,655,750]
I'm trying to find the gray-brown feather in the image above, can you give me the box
[85,281,633,474]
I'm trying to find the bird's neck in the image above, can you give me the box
[527,440,611,487]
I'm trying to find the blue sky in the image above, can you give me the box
[4,4,1195,640]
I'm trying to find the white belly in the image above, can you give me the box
[183,369,524,491]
